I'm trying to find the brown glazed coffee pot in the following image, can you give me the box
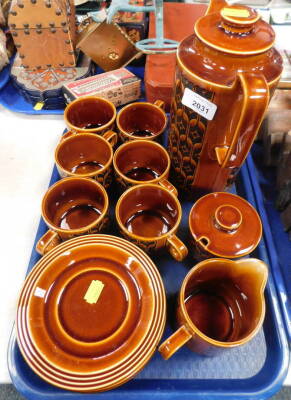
[168,0,283,197]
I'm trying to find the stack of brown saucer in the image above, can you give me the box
[16,234,166,392]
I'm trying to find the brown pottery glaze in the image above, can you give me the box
[116,100,167,142]
[16,234,166,392]
[113,140,177,195]
[158,258,268,358]
[115,184,188,261]
[55,130,117,187]
[64,96,116,134]
[168,0,283,197]
[36,177,109,255]
[189,192,262,259]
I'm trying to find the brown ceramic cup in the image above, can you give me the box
[115,184,188,261]
[113,140,177,195]
[116,100,167,142]
[64,96,116,134]
[158,258,268,359]
[36,177,109,255]
[55,130,117,188]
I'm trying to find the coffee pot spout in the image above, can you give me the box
[206,0,228,15]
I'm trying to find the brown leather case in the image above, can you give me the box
[76,21,141,72]
[8,0,76,69]
[144,3,207,111]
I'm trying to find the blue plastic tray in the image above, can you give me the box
[0,58,65,114]
[248,143,291,341]
[7,131,289,400]
[0,79,64,114]
[0,64,145,115]
[0,64,11,91]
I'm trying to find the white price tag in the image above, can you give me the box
[182,88,217,121]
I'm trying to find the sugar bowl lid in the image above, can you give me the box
[195,4,275,55]
[189,192,262,258]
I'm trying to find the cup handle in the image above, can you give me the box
[167,234,188,261]
[103,130,118,147]
[61,130,76,141]
[158,325,192,360]
[154,100,165,110]
[36,230,61,256]
[158,179,178,197]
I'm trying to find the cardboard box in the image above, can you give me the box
[62,67,141,107]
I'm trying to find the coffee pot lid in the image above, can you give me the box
[189,192,262,258]
[195,4,275,55]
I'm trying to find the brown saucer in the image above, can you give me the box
[16,234,166,392]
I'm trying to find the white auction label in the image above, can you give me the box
[182,87,217,120]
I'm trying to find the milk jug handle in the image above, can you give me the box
[158,325,192,360]
[215,72,269,168]
[206,0,228,15]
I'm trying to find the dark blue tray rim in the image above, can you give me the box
[0,76,64,115]
[246,154,291,341]
[0,63,11,91]
[7,155,290,400]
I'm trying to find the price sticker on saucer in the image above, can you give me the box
[84,280,105,304]
[182,88,217,120]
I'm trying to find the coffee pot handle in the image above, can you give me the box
[158,325,192,360]
[206,0,228,15]
[214,72,269,168]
